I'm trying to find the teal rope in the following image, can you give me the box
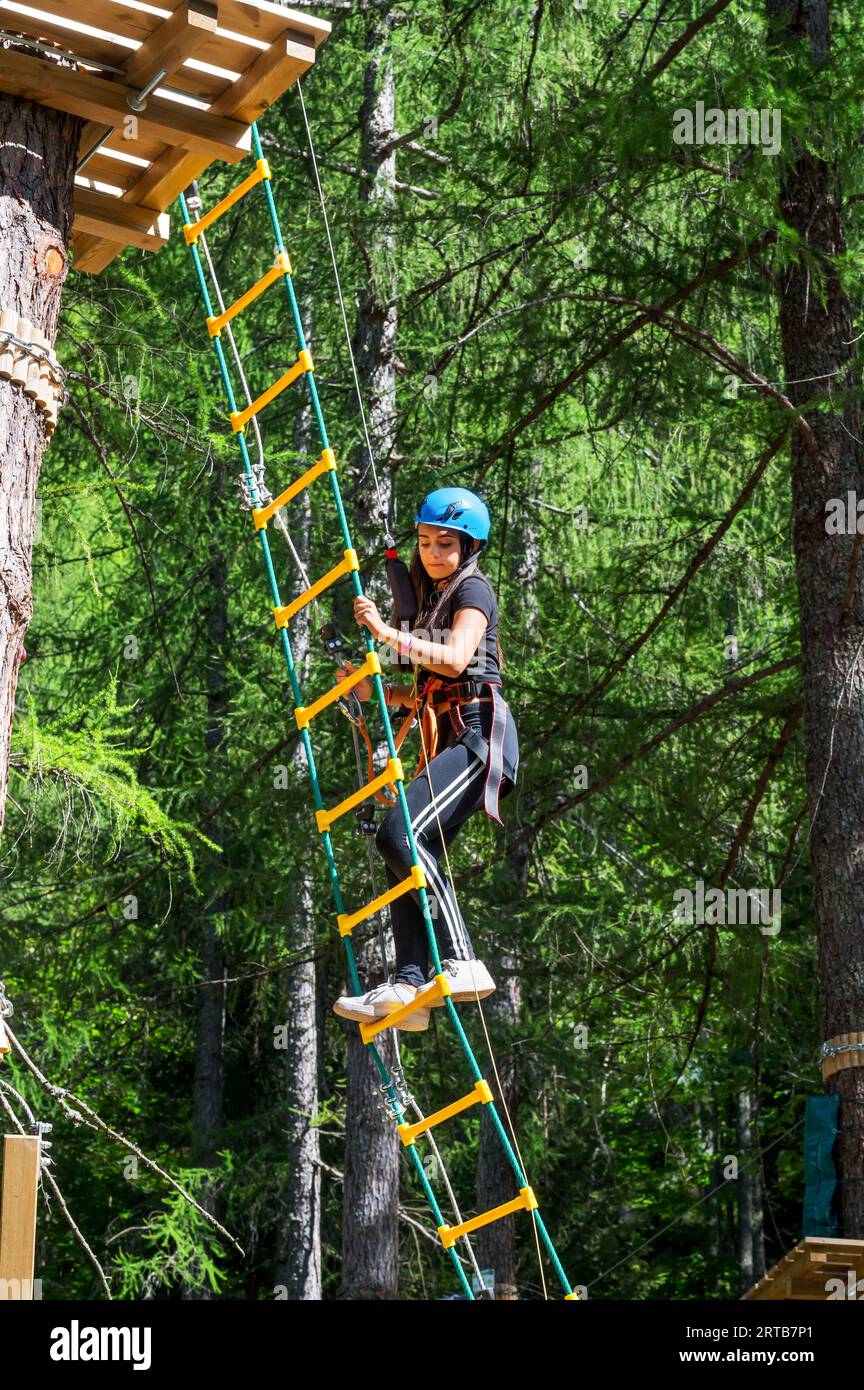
[179,133,573,1298]
[181,187,472,1299]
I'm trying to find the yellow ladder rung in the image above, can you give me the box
[295,650,381,730]
[398,1080,493,1146]
[359,973,451,1044]
[276,547,358,629]
[252,449,336,530]
[207,253,292,337]
[337,862,426,938]
[318,757,405,835]
[230,349,313,433]
[184,158,271,243]
[438,1186,538,1249]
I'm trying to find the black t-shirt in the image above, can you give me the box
[408,571,519,788]
[414,573,502,690]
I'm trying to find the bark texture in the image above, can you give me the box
[274,382,321,1301]
[0,90,80,833]
[736,1087,766,1293]
[475,460,541,1298]
[340,0,401,1300]
[767,0,864,1232]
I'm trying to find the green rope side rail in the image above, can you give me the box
[178,118,574,1301]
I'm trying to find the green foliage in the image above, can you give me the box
[10,675,217,884]
[111,1166,232,1299]
[2,0,862,1302]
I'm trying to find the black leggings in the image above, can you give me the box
[374,709,515,988]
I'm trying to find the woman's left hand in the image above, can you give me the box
[353,594,390,642]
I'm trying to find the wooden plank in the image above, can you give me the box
[0,1,136,67]
[73,1,220,173]
[70,231,116,274]
[36,1,330,273]
[75,171,128,198]
[78,26,317,275]
[72,188,170,248]
[0,5,275,93]
[0,1135,40,1300]
[789,1281,832,1299]
[1,1,158,48]
[0,45,252,162]
[210,1,330,48]
[113,148,207,221]
[75,150,151,191]
[124,0,217,87]
[745,1237,864,1300]
[0,0,330,51]
[215,31,315,123]
[803,1237,864,1255]
[0,5,251,99]
[745,1279,788,1300]
[116,32,316,210]
[78,124,170,168]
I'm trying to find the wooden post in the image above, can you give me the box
[0,1135,41,1300]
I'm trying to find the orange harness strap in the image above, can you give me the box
[356,676,489,808]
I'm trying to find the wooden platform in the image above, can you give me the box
[0,2,330,273]
[744,1237,864,1300]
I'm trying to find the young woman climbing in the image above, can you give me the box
[331,487,520,1033]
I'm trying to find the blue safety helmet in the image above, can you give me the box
[414,487,490,545]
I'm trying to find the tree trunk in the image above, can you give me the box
[736,1088,754,1293]
[340,0,400,1301]
[475,1003,520,1299]
[277,864,322,1300]
[766,0,864,1234]
[476,459,541,1299]
[0,88,80,833]
[706,1094,723,1271]
[736,1086,766,1291]
[274,376,321,1301]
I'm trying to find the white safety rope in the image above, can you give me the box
[295,83,540,1297]
[295,79,389,529]
[189,130,493,1299]
[410,665,550,1300]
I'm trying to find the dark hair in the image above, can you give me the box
[408,530,505,672]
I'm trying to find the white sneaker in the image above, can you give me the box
[427,958,496,1004]
[332,981,431,1031]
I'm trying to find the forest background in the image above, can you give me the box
[2,0,862,1301]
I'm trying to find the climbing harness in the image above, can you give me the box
[416,675,509,826]
[180,110,574,1300]
[405,557,512,824]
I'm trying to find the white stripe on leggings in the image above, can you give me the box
[409,756,486,959]
[416,842,471,960]
[410,754,486,840]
